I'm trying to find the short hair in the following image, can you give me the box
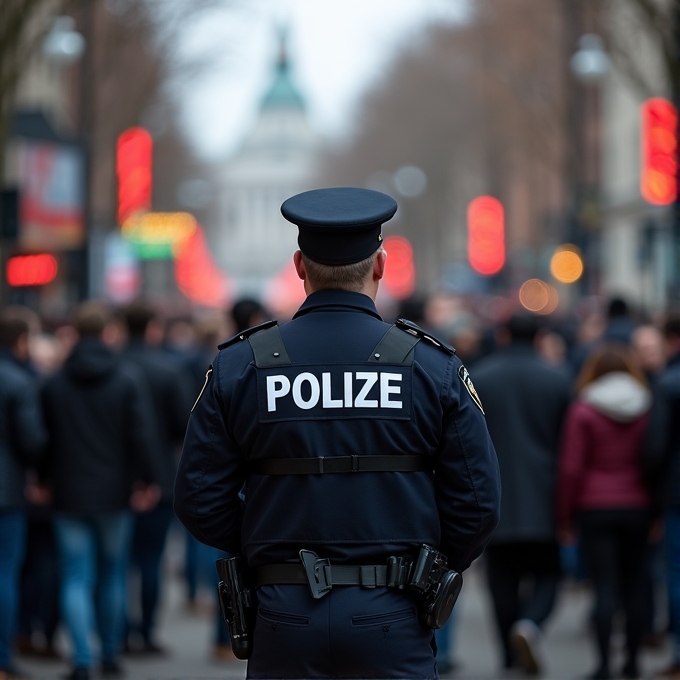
[72,301,110,339]
[607,297,629,318]
[0,306,32,348]
[122,300,156,338]
[664,312,680,339]
[231,298,266,333]
[302,251,376,293]
[575,342,647,392]
[506,313,540,343]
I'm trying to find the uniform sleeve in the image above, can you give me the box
[173,351,246,554]
[435,356,500,573]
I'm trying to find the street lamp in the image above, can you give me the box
[42,16,85,65]
[567,33,610,297]
[570,34,610,84]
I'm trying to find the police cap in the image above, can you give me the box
[281,187,398,265]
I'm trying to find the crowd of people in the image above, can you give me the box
[0,291,679,680]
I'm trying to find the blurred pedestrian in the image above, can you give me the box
[653,314,680,680]
[570,297,637,378]
[473,312,571,676]
[632,322,668,649]
[557,344,656,680]
[39,301,163,680]
[120,300,191,655]
[3,308,63,661]
[0,307,47,680]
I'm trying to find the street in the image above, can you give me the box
[16,526,673,680]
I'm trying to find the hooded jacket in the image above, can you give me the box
[40,338,162,513]
[557,371,652,526]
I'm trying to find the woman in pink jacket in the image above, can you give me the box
[557,344,653,680]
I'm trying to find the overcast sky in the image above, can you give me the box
[171,0,471,161]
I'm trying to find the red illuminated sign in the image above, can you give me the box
[7,254,58,286]
[641,98,677,205]
[467,196,505,275]
[382,235,416,299]
[117,127,152,224]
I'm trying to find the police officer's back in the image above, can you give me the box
[174,188,500,679]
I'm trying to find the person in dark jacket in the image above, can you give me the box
[120,300,191,654]
[473,313,571,676]
[0,307,47,680]
[653,314,680,680]
[174,187,501,679]
[40,302,162,680]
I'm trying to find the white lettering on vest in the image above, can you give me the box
[292,373,320,410]
[322,373,343,408]
[344,372,353,408]
[355,372,379,408]
[380,372,403,408]
[267,375,290,412]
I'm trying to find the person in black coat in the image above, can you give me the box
[40,301,162,680]
[0,307,47,679]
[473,313,572,676]
[174,187,501,679]
[119,300,191,654]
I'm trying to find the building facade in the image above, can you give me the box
[216,38,324,296]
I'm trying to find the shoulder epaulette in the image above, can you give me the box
[217,320,278,351]
[395,318,456,356]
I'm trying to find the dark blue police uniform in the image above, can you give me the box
[174,188,500,679]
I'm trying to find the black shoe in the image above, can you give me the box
[62,667,90,680]
[140,641,168,656]
[584,668,611,680]
[621,661,641,680]
[100,660,123,678]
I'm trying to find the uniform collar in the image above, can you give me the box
[293,290,383,321]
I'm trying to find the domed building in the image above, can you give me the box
[216,34,324,296]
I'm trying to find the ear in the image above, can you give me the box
[373,248,387,281]
[293,250,306,281]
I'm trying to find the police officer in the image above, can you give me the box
[174,187,501,679]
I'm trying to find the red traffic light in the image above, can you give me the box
[467,196,505,275]
[117,127,152,224]
[641,98,677,205]
[382,235,416,299]
[7,254,58,286]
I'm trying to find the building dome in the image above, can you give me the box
[261,32,304,110]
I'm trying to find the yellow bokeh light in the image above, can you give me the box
[550,245,584,284]
[519,279,559,315]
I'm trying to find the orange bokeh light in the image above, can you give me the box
[519,279,559,315]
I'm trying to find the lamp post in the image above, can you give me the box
[568,32,610,297]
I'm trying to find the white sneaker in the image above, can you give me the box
[510,619,542,676]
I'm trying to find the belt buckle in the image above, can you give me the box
[299,549,332,599]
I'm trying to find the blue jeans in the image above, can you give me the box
[667,507,680,663]
[129,502,174,642]
[0,510,26,670]
[54,512,133,667]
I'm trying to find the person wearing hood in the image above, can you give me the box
[39,301,163,680]
[557,344,656,680]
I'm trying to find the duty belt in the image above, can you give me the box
[253,550,413,599]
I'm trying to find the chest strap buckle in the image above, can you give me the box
[299,549,332,599]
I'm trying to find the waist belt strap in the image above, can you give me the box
[254,564,389,588]
[249,454,433,475]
